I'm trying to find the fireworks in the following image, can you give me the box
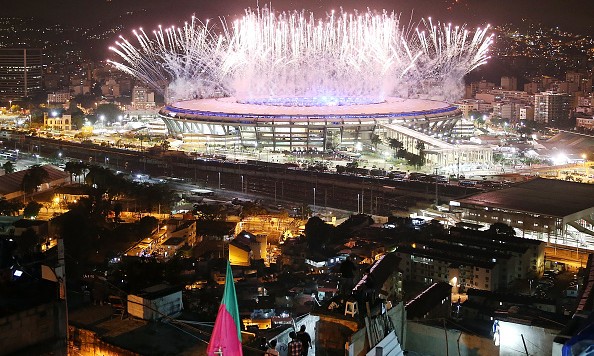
[109,8,492,104]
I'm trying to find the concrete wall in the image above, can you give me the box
[496,320,559,356]
[347,302,406,356]
[69,326,136,356]
[0,302,59,354]
[406,321,498,356]
[127,291,183,320]
[316,317,357,355]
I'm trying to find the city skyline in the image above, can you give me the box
[4,0,594,36]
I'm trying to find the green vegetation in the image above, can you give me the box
[21,165,49,194]
[2,161,15,175]
[23,201,43,218]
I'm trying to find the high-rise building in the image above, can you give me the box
[500,76,518,91]
[0,48,43,102]
[533,91,572,124]
[131,86,156,110]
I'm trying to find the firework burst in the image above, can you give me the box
[109,7,492,104]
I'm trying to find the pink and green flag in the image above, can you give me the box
[207,261,243,356]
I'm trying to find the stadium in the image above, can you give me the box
[159,96,462,150]
[110,8,491,154]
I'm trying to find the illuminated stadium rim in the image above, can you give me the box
[236,96,385,107]
[161,103,459,121]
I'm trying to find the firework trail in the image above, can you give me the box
[109,7,491,104]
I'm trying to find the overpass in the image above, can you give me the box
[378,123,493,170]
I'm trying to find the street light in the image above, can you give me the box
[8,100,12,112]
[313,187,316,212]
[241,175,244,193]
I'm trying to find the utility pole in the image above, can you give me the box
[41,239,68,355]
[434,167,439,207]
[361,190,364,214]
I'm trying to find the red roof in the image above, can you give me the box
[0,165,69,196]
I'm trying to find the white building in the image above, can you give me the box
[519,106,534,121]
[44,113,72,131]
[47,91,70,104]
[534,91,572,124]
[132,86,156,110]
[127,284,183,320]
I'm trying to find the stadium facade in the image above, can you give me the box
[159,96,462,150]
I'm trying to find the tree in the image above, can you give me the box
[415,141,426,167]
[113,202,123,221]
[2,161,15,175]
[488,222,516,236]
[95,103,123,124]
[304,216,334,251]
[21,165,49,194]
[370,134,381,149]
[0,197,21,216]
[415,141,425,153]
[65,100,85,129]
[137,216,159,237]
[64,161,87,184]
[389,138,403,151]
[17,228,39,256]
[23,201,43,218]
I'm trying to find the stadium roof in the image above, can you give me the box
[455,178,594,218]
[165,96,458,119]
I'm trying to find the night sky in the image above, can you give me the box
[4,0,594,35]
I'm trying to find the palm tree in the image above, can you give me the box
[64,161,88,183]
[389,138,404,158]
[2,161,15,175]
[389,138,403,151]
[370,134,381,150]
[415,141,426,167]
[21,165,49,195]
[415,141,425,153]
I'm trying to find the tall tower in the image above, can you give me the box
[0,48,43,101]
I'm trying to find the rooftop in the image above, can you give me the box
[455,178,594,218]
[397,245,497,269]
[405,282,452,319]
[135,284,182,300]
[165,96,458,120]
[0,165,69,196]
